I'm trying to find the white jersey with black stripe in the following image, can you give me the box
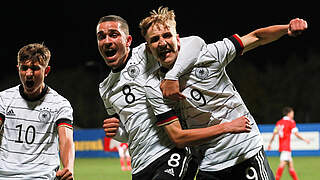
[174,35,263,171]
[0,85,73,179]
[99,43,175,174]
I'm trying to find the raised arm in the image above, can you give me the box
[267,129,278,150]
[240,18,307,54]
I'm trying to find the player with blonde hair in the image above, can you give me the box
[140,6,308,180]
[98,14,251,180]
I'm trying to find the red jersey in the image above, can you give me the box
[120,143,128,149]
[274,116,298,152]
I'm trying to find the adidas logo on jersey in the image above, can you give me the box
[6,109,15,116]
[164,168,175,177]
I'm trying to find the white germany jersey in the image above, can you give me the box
[99,43,175,174]
[0,85,73,179]
[157,35,263,171]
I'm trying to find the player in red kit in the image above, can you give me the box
[268,107,310,180]
[117,143,132,171]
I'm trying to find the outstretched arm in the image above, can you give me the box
[268,130,278,150]
[240,18,307,54]
[161,18,307,100]
[294,131,310,144]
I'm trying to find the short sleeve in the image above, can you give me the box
[204,34,244,68]
[292,127,298,133]
[291,121,298,133]
[55,100,73,128]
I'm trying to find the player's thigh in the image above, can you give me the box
[239,149,275,180]
[197,148,275,180]
[280,151,292,162]
[152,148,191,180]
[182,156,199,180]
[133,148,191,180]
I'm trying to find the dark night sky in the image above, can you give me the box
[1,1,318,73]
[0,1,319,126]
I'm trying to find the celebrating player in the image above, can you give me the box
[97,15,251,180]
[0,43,74,179]
[140,7,308,180]
[268,107,310,180]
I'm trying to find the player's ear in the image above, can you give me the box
[176,34,181,51]
[44,66,51,77]
[126,35,132,47]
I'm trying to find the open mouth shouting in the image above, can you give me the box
[158,48,172,60]
[104,48,117,58]
[25,80,35,88]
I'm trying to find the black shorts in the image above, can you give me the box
[182,154,199,180]
[197,148,275,180]
[132,148,192,180]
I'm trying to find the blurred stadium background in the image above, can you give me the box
[1,1,319,179]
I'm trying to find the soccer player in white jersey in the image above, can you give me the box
[97,15,252,180]
[0,43,74,179]
[139,7,308,180]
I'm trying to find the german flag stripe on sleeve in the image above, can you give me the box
[156,110,179,127]
[228,34,244,56]
[56,119,73,129]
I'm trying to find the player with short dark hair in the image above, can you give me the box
[268,107,310,180]
[0,43,74,179]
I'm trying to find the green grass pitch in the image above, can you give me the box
[74,156,320,180]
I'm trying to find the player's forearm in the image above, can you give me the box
[254,25,289,45]
[242,25,288,53]
[164,122,227,148]
[59,128,75,174]
[60,138,75,173]
[295,132,307,142]
[268,134,276,145]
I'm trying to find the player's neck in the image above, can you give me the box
[19,84,48,101]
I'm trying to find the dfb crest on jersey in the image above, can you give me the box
[195,67,209,80]
[38,108,51,121]
[127,65,140,78]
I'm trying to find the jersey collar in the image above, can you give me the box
[19,84,48,102]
